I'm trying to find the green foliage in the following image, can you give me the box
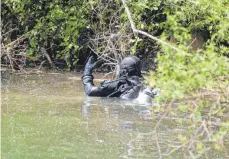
[143,0,229,157]
[2,0,91,68]
[145,0,229,101]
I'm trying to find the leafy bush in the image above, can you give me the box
[143,1,229,157]
[144,0,229,101]
[2,0,91,69]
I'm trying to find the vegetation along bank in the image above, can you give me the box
[1,0,229,158]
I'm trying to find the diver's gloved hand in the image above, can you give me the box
[84,56,102,76]
[142,87,160,97]
[142,86,154,97]
[151,88,160,96]
[135,86,160,104]
[135,86,153,104]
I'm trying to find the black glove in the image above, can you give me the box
[84,56,102,76]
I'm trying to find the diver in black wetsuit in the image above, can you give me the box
[82,56,155,101]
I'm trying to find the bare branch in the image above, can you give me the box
[40,47,53,68]
[121,0,186,54]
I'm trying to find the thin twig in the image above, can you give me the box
[188,38,197,48]
[2,28,19,37]
[155,130,162,159]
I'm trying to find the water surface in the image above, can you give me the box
[1,72,227,159]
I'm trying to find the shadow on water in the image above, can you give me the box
[1,72,228,159]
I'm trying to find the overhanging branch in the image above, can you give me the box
[121,0,185,53]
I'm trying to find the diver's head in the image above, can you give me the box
[119,56,142,78]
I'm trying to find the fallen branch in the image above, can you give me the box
[4,30,32,48]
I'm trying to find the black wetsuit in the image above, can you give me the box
[82,56,143,99]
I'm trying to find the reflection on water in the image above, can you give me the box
[82,97,152,120]
[81,97,182,159]
[1,72,227,159]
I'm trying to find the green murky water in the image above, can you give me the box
[1,72,228,159]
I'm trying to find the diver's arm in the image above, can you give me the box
[82,74,102,96]
[82,56,103,96]
[82,56,108,97]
